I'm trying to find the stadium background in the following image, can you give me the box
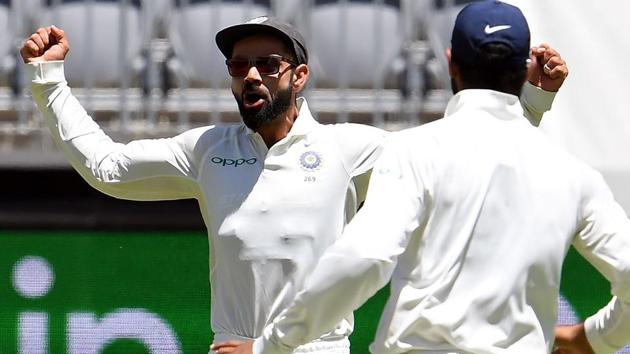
[1,0,629,353]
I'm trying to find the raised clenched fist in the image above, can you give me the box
[20,25,70,64]
[527,43,569,92]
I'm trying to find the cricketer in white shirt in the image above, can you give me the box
[28,59,555,354]
[252,88,630,354]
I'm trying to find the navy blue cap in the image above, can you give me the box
[451,0,530,67]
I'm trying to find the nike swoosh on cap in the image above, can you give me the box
[484,24,512,35]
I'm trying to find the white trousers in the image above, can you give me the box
[209,334,350,354]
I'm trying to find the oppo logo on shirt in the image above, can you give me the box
[210,156,258,167]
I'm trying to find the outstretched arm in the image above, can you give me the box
[22,26,200,201]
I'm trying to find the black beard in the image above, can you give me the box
[235,84,293,131]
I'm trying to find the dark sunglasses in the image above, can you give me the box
[226,54,298,77]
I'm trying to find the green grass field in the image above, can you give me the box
[0,230,612,353]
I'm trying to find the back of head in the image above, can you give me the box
[450,1,530,96]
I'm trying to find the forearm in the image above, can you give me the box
[255,251,394,354]
[29,61,122,177]
[520,82,556,126]
[585,297,630,354]
[28,61,197,200]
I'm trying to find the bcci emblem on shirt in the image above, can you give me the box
[299,151,322,171]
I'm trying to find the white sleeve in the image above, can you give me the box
[333,123,388,207]
[520,82,557,126]
[333,123,387,177]
[572,170,630,353]
[28,61,199,201]
[254,139,426,354]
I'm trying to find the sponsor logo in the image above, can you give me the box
[299,151,322,171]
[484,24,511,35]
[12,256,182,353]
[211,156,258,167]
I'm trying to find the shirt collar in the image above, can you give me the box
[444,89,524,120]
[287,97,319,137]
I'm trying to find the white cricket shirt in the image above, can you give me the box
[28,61,557,353]
[255,90,630,354]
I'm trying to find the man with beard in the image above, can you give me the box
[21,16,566,354]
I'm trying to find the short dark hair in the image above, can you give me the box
[453,43,528,96]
